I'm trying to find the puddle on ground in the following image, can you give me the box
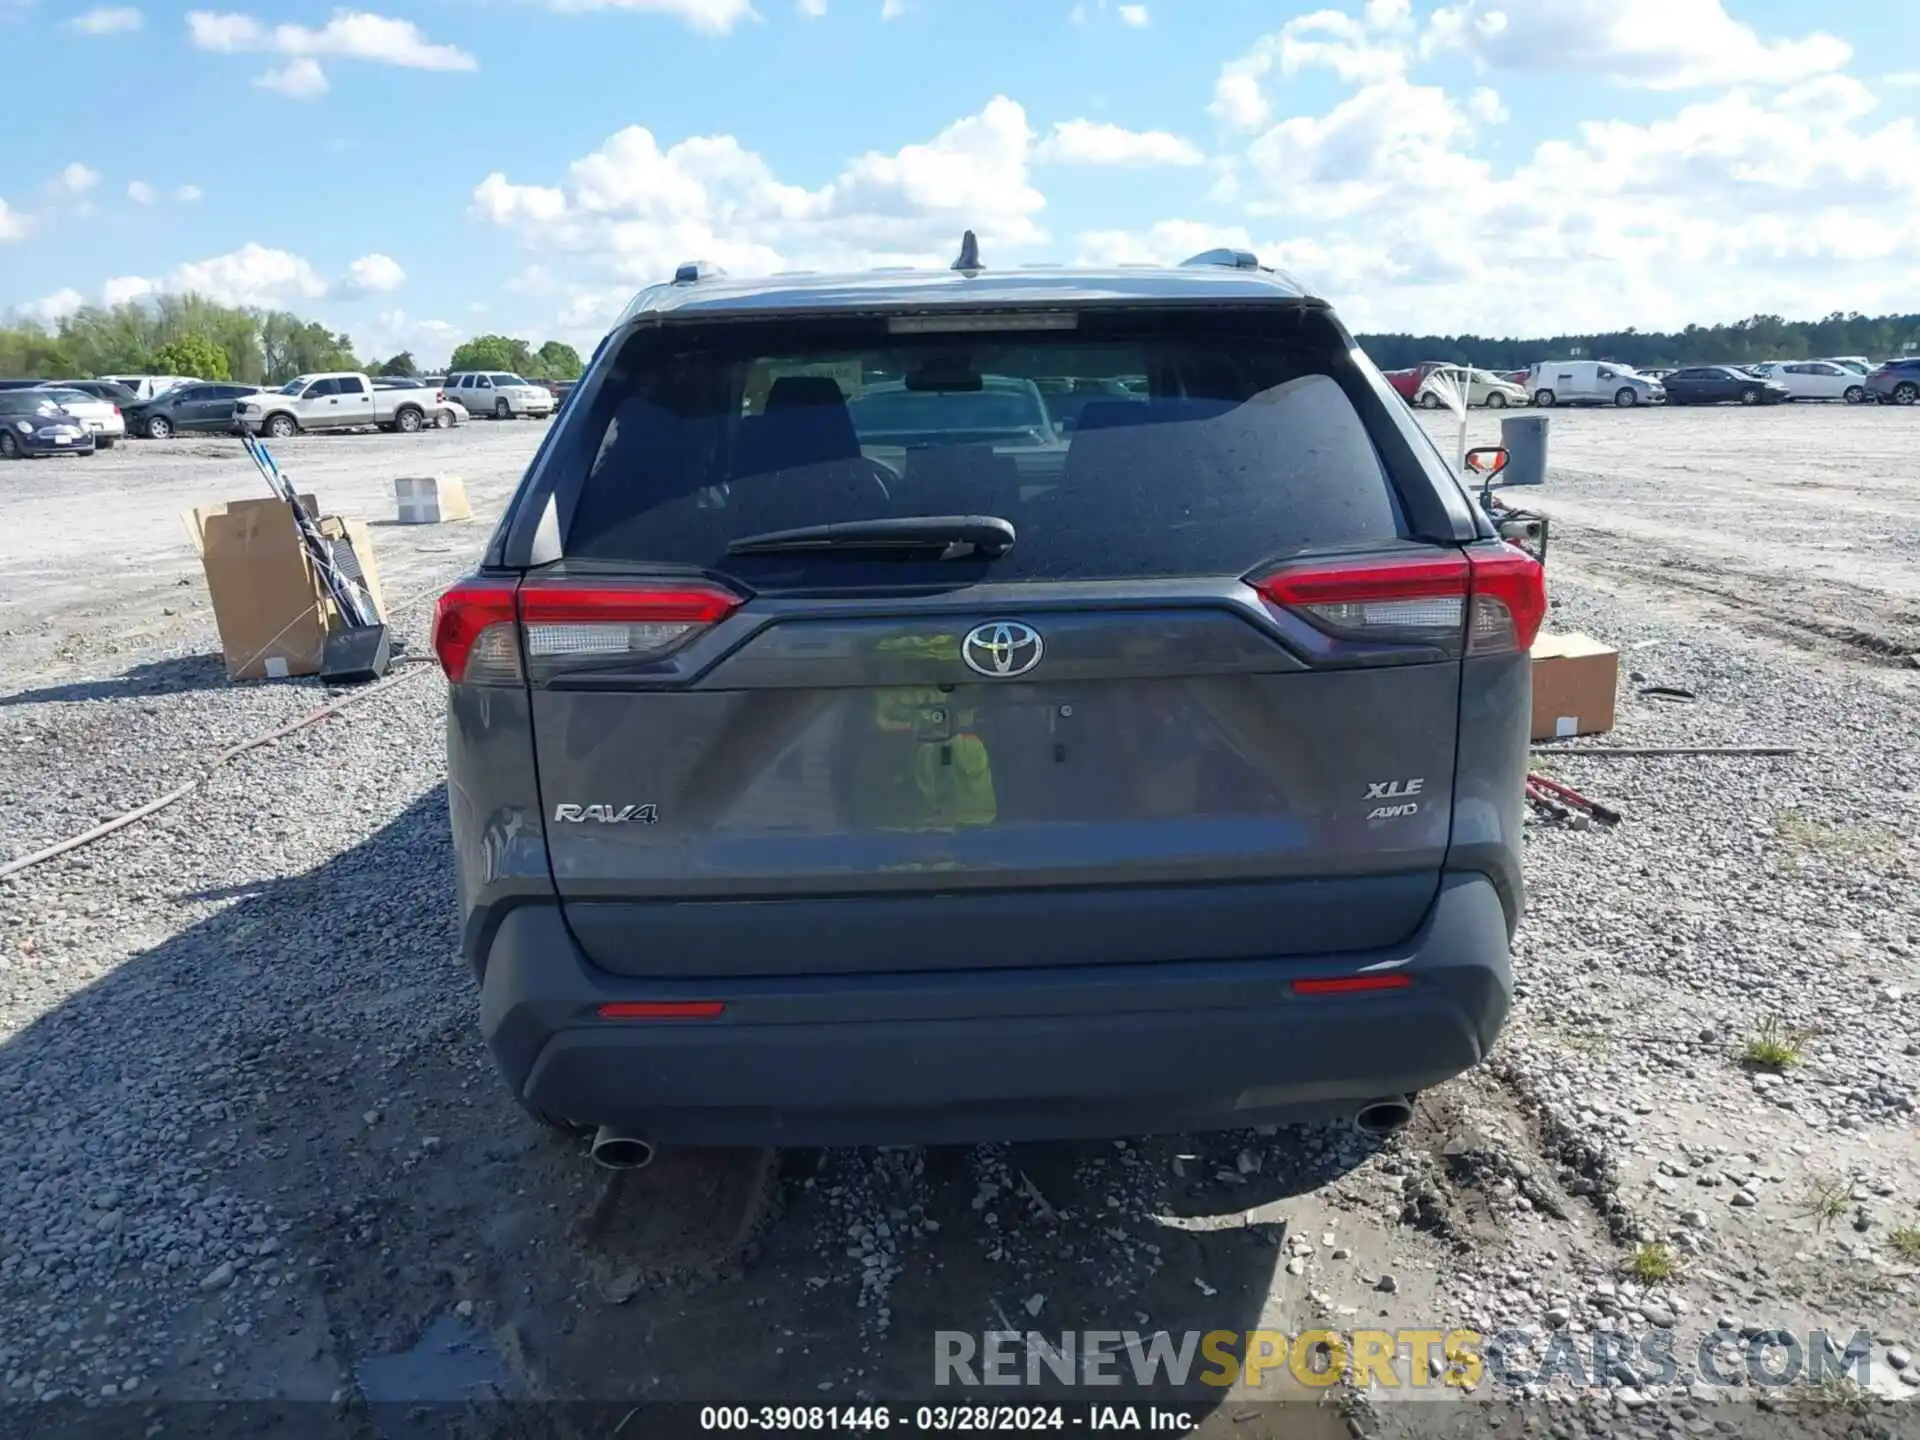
[355,1315,518,1437]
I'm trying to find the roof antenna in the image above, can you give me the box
[951,230,982,273]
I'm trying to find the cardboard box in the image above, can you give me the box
[394,474,471,524]
[183,496,387,681]
[1530,631,1619,740]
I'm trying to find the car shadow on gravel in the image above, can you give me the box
[0,653,233,706]
[1,788,1366,1436]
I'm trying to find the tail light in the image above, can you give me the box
[1253,544,1544,656]
[432,577,744,685]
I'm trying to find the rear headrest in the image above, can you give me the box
[766,375,848,410]
[733,380,860,478]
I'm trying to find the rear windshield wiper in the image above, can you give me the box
[726,515,1016,559]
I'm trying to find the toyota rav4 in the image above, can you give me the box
[434,244,1542,1163]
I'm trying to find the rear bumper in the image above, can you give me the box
[475,873,1513,1146]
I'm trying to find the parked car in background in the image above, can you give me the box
[433,250,1542,1153]
[47,379,142,410]
[1660,365,1792,406]
[125,382,263,439]
[1867,358,1920,405]
[29,386,127,447]
[1414,366,1527,410]
[1825,356,1873,374]
[373,375,466,424]
[96,374,194,402]
[0,378,53,391]
[1748,360,1869,403]
[235,372,460,436]
[1527,361,1663,407]
[1640,368,1674,383]
[443,371,557,419]
[0,390,96,459]
[1381,360,1454,402]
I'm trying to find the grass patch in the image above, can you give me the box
[1624,1242,1679,1284]
[1741,1015,1811,1071]
[1809,1374,1873,1416]
[1771,809,1903,865]
[1796,1175,1853,1231]
[1887,1222,1920,1265]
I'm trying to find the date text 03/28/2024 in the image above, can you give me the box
[698,1405,1194,1433]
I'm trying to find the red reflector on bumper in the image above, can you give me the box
[597,1001,725,1020]
[1290,974,1412,996]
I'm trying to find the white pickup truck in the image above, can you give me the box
[234,372,459,438]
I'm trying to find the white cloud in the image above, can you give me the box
[70,5,141,33]
[0,198,29,242]
[1033,119,1203,168]
[57,163,101,195]
[880,0,905,16]
[359,309,465,364]
[1212,5,1412,130]
[1243,76,1487,220]
[1074,219,1257,267]
[165,243,329,307]
[1423,0,1850,91]
[174,184,204,203]
[474,95,1046,297]
[255,57,329,97]
[339,252,406,296]
[1466,85,1507,123]
[504,264,559,296]
[796,0,824,13]
[1117,3,1146,25]
[24,288,87,323]
[1199,21,1920,337]
[126,180,156,204]
[102,276,158,305]
[534,0,755,30]
[187,9,476,70]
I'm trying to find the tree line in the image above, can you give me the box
[1356,312,1920,373]
[7,295,1917,386]
[0,294,585,385]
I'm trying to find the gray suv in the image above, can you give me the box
[434,246,1541,1163]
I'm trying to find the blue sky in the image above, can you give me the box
[2,0,1916,365]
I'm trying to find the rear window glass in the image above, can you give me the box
[559,316,1403,586]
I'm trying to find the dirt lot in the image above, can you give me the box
[2,409,1918,1438]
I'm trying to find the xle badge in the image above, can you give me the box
[553,804,659,825]
[1365,777,1422,821]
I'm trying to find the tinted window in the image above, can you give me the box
[341,376,368,395]
[560,317,1403,587]
[172,386,208,402]
[848,384,1051,437]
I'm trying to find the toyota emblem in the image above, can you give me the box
[961,621,1044,678]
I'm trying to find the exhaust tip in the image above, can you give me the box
[590,1127,656,1171]
[1353,1098,1414,1137]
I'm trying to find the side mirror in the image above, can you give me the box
[1465,445,1509,477]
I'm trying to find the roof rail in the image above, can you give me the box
[1180,248,1261,271]
[672,260,726,284]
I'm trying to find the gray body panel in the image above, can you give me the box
[444,256,1528,1145]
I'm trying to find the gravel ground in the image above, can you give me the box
[1,411,1917,1438]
